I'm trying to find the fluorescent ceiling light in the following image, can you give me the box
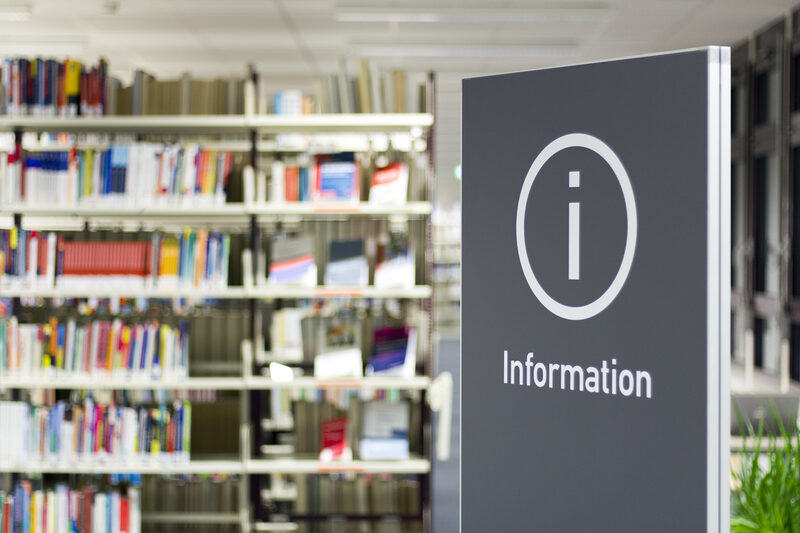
[355,44,576,58]
[0,2,31,21]
[336,5,607,23]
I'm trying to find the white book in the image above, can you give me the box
[93,493,106,533]
[64,319,76,375]
[129,488,141,533]
[46,232,56,287]
[27,231,38,286]
[58,152,69,206]
[111,491,121,533]
[57,485,68,533]
[182,144,199,199]
[30,490,41,533]
[60,421,74,462]
[271,160,285,203]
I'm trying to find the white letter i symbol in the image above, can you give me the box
[569,171,580,281]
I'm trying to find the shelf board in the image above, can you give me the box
[2,201,432,222]
[0,457,431,475]
[0,113,433,135]
[0,285,431,300]
[0,459,244,474]
[0,375,432,391]
[251,201,432,217]
[245,456,430,474]
[246,376,431,390]
[0,115,250,135]
[247,113,433,134]
[0,376,246,390]
[253,285,432,299]
[142,513,241,524]
[4,203,249,219]
[0,285,249,299]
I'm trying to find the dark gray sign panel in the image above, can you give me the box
[461,48,730,532]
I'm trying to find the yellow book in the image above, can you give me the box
[65,60,82,114]
[43,324,52,368]
[84,148,94,197]
[106,322,117,371]
[65,60,81,93]
[120,326,131,369]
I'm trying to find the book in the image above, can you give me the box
[324,239,368,286]
[314,347,363,379]
[0,399,191,465]
[0,229,230,291]
[0,315,189,380]
[2,143,235,207]
[319,417,350,461]
[269,308,306,363]
[366,326,417,378]
[0,478,141,533]
[359,402,410,460]
[374,236,415,289]
[369,162,408,205]
[269,236,316,286]
[311,153,359,203]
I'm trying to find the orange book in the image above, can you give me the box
[194,230,208,286]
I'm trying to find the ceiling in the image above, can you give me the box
[3,0,799,204]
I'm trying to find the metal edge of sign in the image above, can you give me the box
[718,45,732,533]
[459,77,465,533]
[707,45,732,533]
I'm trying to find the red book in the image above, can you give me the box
[284,166,299,202]
[319,417,348,460]
[37,232,47,276]
[120,496,130,533]
[2,496,10,533]
[82,486,93,533]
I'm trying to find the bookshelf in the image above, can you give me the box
[0,80,448,533]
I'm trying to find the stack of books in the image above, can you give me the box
[2,143,235,207]
[0,477,141,533]
[1,58,109,117]
[0,315,189,380]
[312,59,428,114]
[275,474,420,519]
[0,399,191,465]
[0,229,231,291]
[271,153,360,204]
[286,392,418,461]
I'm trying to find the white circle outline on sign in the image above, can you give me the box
[516,133,637,321]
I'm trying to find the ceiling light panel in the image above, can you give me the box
[335,5,608,23]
